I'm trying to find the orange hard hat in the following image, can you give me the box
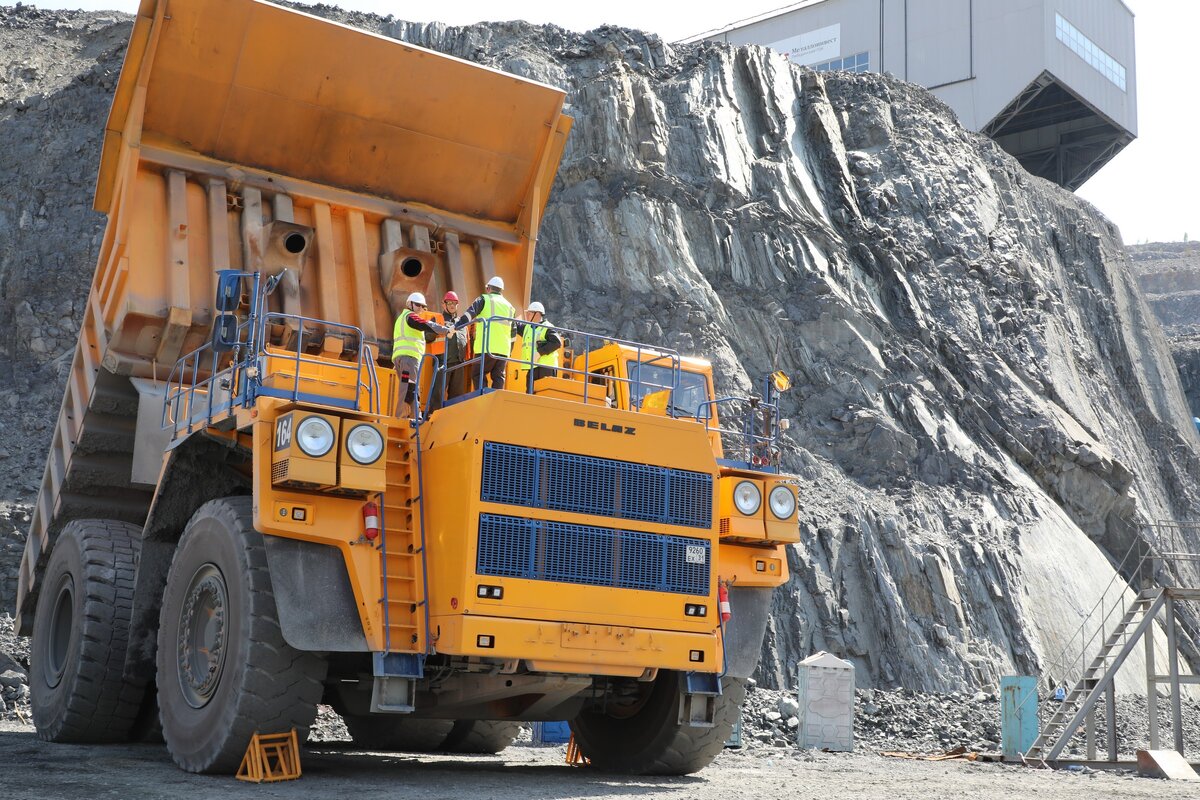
[443,291,459,302]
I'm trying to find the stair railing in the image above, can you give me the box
[1012,534,1160,740]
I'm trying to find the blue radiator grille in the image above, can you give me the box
[481,442,712,529]
[477,513,711,596]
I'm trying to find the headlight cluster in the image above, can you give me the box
[296,416,335,457]
[733,481,761,515]
[768,485,797,520]
[346,424,384,465]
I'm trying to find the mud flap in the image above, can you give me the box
[262,535,368,652]
[723,587,773,679]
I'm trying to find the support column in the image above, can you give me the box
[1086,707,1097,761]
[1105,688,1117,761]
[157,169,192,365]
[1166,595,1184,755]
[205,179,230,271]
[1147,601,1160,750]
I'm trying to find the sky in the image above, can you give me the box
[31,0,1196,244]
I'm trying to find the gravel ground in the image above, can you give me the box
[0,718,1196,800]
[6,641,1200,795]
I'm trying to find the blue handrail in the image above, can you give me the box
[163,271,380,442]
[436,315,681,412]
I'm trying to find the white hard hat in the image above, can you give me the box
[407,292,427,306]
[486,276,505,291]
[527,302,546,314]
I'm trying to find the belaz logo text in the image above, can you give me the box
[574,418,635,435]
[275,415,293,450]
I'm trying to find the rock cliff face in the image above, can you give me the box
[1130,243,1200,419]
[3,4,1200,693]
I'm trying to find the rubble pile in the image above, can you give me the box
[740,683,1001,753]
[738,682,1200,757]
[0,613,29,723]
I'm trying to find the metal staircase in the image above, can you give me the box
[1019,530,1200,767]
[1024,588,1166,762]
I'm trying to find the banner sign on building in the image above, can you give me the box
[771,23,841,66]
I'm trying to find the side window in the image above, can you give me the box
[594,366,618,407]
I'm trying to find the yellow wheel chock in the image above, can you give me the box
[236,729,302,783]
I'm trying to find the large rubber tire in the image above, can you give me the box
[440,720,520,754]
[339,714,455,752]
[29,520,146,742]
[569,673,745,775]
[157,497,327,773]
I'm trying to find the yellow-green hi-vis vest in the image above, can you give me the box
[392,309,425,361]
[473,293,515,356]
[520,320,560,368]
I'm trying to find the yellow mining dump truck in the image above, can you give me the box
[14,0,799,775]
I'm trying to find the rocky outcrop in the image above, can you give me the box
[3,4,1200,694]
[1130,242,1200,418]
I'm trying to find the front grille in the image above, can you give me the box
[481,442,712,529]
[271,459,289,483]
[477,513,710,596]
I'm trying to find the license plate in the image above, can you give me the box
[685,545,706,564]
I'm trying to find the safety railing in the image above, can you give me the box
[1012,527,1200,753]
[162,272,263,440]
[436,316,681,413]
[163,271,380,441]
[254,312,379,414]
[695,394,783,472]
[420,315,787,470]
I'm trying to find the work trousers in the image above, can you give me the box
[445,359,466,399]
[394,355,419,416]
[482,354,506,390]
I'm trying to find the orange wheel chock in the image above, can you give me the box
[236,729,302,783]
[565,733,590,767]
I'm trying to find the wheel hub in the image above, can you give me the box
[176,564,228,709]
[44,575,74,689]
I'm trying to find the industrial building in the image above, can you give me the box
[694,0,1137,190]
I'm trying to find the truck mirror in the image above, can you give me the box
[214,270,244,313]
[211,313,240,353]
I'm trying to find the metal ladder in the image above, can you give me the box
[370,423,429,712]
[1024,587,1167,762]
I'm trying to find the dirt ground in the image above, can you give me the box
[1,720,1195,800]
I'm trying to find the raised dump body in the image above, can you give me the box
[16,0,797,777]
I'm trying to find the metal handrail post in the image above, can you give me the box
[205,347,216,425]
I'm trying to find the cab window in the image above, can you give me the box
[625,361,711,417]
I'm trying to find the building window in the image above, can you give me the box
[1055,13,1126,91]
[811,51,870,73]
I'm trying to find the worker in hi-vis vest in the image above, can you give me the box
[515,301,563,392]
[392,292,450,419]
[455,276,515,390]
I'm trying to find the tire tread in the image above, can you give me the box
[33,520,147,743]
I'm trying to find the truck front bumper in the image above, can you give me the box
[432,613,722,677]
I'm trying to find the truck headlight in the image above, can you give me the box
[346,424,384,465]
[296,416,335,457]
[768,485,796,519]
[733,481,761,515]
